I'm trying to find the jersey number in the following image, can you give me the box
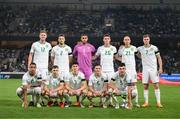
[125,51,130,55]
[41,47,45,52]
[105,50,111,55]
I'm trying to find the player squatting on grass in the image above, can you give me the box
[16,62,139,109]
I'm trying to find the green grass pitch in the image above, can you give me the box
[0,79,180,119]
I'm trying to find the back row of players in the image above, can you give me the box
[16,30,163,109]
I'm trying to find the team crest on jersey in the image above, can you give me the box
[110,48,113,51]
[46,44,48,48]
[65,48,68,51]
[78,76,81,80]
[131,48,134,51]
[101,78,104,81]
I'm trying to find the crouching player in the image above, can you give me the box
[42,65,65,107]
[64,62,87,108]
[109,63,137,109]
[87,64,109,108]
[16,63,43,108]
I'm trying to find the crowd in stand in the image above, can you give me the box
[0,5,180,37]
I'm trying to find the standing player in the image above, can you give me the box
[87,64,109,108]
[51,34,72,78]
[42,65,65,107]
[28,30,52,105]
[16,63,42,108]
[94,34,117,106]
[73,34,95,81]
[115,35,140,107]
[94,34,117,81]
[64,63,87,108]
[137,34,163,108]
[109,63,137,109]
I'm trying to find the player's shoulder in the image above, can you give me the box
[131,45,137,49]
[78,71,85,77]
[65,44,72,50]
[150,44,158,49]
[45,42,52,47]
[23,72,29,78]
[113,71,119,77]
[137,45,144,50]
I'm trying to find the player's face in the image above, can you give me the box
[81,36,88,44]
[29,65,36,75]
[94,66,102,75]
[58,36,65,45]
[72,64,79,72]
[118,66,126,75]
[103,36,111,45]
[123,36,131,45]
[39,33,47,42]
[52,68,59,77]
[143,37,150,45]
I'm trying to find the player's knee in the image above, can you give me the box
[16,87,23,96]
[34,87,41,95]
[131,90,137,99]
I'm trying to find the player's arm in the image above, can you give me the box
[54,81,64,92]
[65,82,73,92]
[92,47,100,60]
[89,86,95,93]
[156,54,163,74]
[114,53,122,61]
[77,79,87,91]
[102,80,108,93]
[28,53,33,68]
[108,79,117,90]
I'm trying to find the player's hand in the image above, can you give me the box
[113,88,119,94]
[75,89,81,95]
[158,68,163,74]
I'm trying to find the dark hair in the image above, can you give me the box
[59,34,65,37]
[52,65,59,69]
[30,62,36,66]
[143,34,150,38]
[40,30,47,34]
[103,33,110,37]
[93,64,102,69]
[72,61,79,65]
[119,63,125,67]
[81,34,88,37]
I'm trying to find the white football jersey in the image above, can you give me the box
[46,74,64,89]
[96,45,117,72]
[51,45,72,72]
[22,71,42,86]
[88,73,108,91]
[112,72,132,91]
[118,45,137,71]
[30,41,52,69]
[137,45,159,70]
[65,71,85,90]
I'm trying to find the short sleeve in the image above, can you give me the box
[30,43,35,54]
[88,76,93,86]
[22,74,28,85]
[68,46,72,56]
[51,47,55,57]
[154,46,160,55]
[118,46,123,56]
[64,73,70,82]
[113,46,117,54]
[95,47,101,56]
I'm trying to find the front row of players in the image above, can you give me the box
[16,62,137,109]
